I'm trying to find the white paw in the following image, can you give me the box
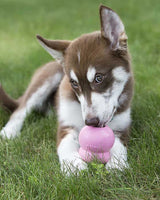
[0,126,19,139]
[105,157,129,171]
[60,152,88,175]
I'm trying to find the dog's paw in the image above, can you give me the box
[60,152,88,176]
[105,157,129,171]
[0,126,19,139]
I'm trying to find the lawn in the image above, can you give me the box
[0,0,160,199]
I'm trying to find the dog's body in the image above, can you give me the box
[0,6,134,174]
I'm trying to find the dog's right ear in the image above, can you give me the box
[36,35,70,64]
[99,5,128,50]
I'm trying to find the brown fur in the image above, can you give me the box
[36,35,70,53]
[0,85,19,112]
[19,61,64,108]
[57,125,75,146]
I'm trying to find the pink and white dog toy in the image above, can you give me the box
[79,125,115,163]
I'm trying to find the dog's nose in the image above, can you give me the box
[85,117,99,127]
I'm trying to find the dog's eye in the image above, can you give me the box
[94,74,104,84]
[70,79,79,88]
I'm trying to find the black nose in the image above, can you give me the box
[85,117,99,127]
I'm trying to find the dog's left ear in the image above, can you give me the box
[100,5,128,50]
[36,35,70,64]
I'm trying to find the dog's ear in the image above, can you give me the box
[36,35,70,64]
[99,5,128,50]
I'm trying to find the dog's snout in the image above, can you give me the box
[85,117,99,127]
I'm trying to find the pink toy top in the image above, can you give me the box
[79,125,115,163]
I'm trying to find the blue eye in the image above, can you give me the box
[70,79,79,88]
[94,74,104,84]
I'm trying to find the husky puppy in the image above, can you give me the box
[0,5,134,174]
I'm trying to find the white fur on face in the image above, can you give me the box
[58,98,84,131]
[118,93,127,105]
[37,38,63,63]
[108,108,131,131]
[57,130,87,175]
[78,95,89,121]
[112,66,130,82]
[105,136,129,170]
[0,73,63,139]
[78,66,130,127]
[70,70,79,83]
[87,66,96,83]
[90,92,115,125]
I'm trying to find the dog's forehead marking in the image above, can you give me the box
[87,66,96,83]
[77,51,80,64]
[112,66,130,82]
[70,70,79,82]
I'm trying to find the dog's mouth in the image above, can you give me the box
[98,107,116,128]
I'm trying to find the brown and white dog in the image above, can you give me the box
[0,5,134,174]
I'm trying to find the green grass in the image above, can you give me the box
[0,0,160,199]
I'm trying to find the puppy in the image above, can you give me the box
[0,5,134,174]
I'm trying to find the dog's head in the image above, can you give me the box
[37,5,132,127]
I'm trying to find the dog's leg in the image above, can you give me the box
[0,62,64,139]
[105,108,131,170]
[56,87,87,175]
[57,128,87,175]
[105,135,129,171]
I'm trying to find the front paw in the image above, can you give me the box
[60,152,88,175]
[0,127,18,139]
[105,157,129,171]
